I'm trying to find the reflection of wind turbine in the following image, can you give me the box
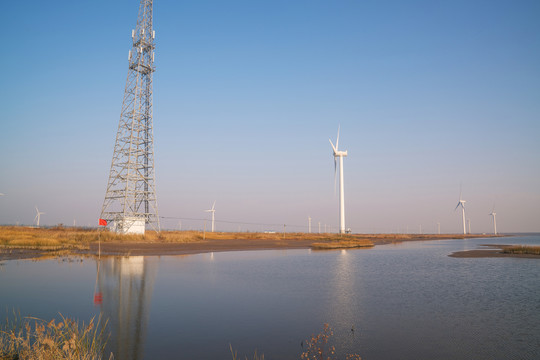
[489,207,497,235]
[329,126,348,234]
[34,206,45,227]
[205,201,216,232]
[454,190,466,235]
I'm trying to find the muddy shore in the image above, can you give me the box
[0,234,509,261]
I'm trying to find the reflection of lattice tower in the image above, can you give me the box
[97,257,158,360]
[101,0,159,234]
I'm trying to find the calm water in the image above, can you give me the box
[1,235,539,359]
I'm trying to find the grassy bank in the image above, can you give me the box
[0,226,498,255]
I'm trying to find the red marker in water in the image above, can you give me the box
[93,292,103,305]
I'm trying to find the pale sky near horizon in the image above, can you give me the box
[1,0,539,233]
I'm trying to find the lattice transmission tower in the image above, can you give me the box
[100,0,160,234]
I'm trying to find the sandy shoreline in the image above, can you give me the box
[0,234,513,261]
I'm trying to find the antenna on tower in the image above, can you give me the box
[100,0,159,235]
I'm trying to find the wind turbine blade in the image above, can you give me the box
[329,139,336,153]
[212,201,216,211]
[454,202,461,211]
[336,125,340,150]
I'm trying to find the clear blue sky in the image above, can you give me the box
[1,0,539,233]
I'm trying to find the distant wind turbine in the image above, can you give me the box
[329,125,348,234]
[34,206,45,227]
[205,201,216,232]
[454,190,466,235]
[489,208,497,235]
[308,216,312,233]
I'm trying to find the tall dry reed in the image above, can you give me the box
[0,311,112,360]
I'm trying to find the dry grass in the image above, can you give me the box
[502,245,540,255]
[0,226,202,250]
[0,312,112,360]
[230,324,361,360]
[0,227,369,249]
[311,239,373,250]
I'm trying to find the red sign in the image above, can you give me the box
[98,219,107,226]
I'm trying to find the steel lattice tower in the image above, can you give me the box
[101,0,159,234]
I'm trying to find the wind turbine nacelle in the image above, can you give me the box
[335,150,348,157]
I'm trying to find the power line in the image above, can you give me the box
[159,215,308,229]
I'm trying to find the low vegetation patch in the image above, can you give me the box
[0,312,111,360]
[502,245,540,255]
[230,324,362,360]
[311,239,374,250]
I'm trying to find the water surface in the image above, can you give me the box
[1,236,539,359]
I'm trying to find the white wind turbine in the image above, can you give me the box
[205,201,216,232]
[34,206,45,227]
[454,191,466,235]
[329,126,348,234]
[489,207,497,235]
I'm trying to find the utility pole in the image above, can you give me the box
[100,0,159,234]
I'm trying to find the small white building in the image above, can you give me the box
[112,217,145,235]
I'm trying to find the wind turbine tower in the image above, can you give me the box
[100,0,159,235]
[455,192,466,235]
[489,209,497,235]
[205,201,216,232]
[329,126,348,234]
[34,206,45,227]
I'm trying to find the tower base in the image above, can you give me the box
[112,217,145,235]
